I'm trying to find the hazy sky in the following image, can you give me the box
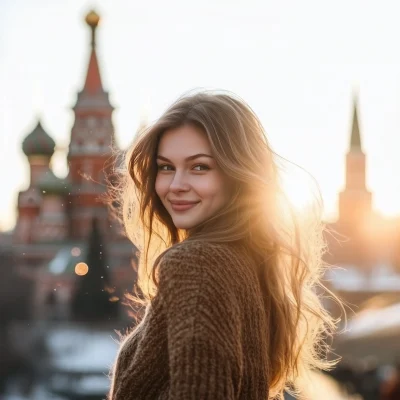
[2,0,400,231]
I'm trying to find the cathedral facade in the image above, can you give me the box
[11,10,400,323]
[13,10,136,321]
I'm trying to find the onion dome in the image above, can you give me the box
[37,170,70,195]
[22,120,56,157]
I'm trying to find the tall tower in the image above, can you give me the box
[338,96,372,228]
[67,10,116,239]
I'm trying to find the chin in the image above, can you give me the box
[171,217,201,230]
[173,221,196,230]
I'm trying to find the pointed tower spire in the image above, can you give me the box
[83,10,103,94]
[338,92,372,227]
[72,9,112,111]
[350,95,362,151]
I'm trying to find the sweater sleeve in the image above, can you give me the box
[158,243,243,400]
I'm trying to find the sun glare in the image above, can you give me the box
[375,195,400,218]
[280,167,319,213]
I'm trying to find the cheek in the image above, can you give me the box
[214,176,233,204]
[155,176,165,198]
[199,175,229,200]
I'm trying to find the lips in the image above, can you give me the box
[169,200,200,212]
[169,201,199,205]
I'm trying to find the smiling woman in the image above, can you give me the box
[107,90,339,400]
[155,124,233,230]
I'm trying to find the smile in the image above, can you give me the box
[170,202,200,212]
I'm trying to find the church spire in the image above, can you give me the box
[350,95,362,151]
[83,10,103,95]
[72,9,112,113]
[338,93,372,226]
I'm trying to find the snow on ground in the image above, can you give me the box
[3,381,67,400]
[46,325,119,373]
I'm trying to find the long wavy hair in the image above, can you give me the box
[110,90,338,398]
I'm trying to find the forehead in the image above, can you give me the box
[157,124,211,156]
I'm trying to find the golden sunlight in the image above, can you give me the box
[280,167,319,213]
[375,195,400,217]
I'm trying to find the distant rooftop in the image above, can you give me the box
[325,263,400,292]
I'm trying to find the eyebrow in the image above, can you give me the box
[156,153,214,162]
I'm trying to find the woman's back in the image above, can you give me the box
[109,240,269,400]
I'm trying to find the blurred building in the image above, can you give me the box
[11,10,137,322]
[324,97,400,322]
[9,8,400,326]
[4,7,400,399]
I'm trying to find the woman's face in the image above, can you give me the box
[155,124,231,230]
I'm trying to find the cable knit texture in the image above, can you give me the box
[108,240,270,400]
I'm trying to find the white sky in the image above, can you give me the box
[2,0,400,231]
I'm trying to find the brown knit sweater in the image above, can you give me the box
[108,240,269,400]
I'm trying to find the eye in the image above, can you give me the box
[193,164,210,171]
[157,164,173,171]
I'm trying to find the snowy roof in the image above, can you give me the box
[336,302,400,364]
[325,263,400,292]
[46,326,119,373]
[342,301,400,340]
[50,373,110,396]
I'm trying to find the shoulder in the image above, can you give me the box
[164,239,225,258]
[158,240,251,287]
[161,240,244,271]
[157,241,247,312]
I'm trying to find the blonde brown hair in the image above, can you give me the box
[111,90,338,398]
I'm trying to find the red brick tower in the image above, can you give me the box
[67,10,116,239]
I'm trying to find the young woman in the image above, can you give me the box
[108,91,337,399]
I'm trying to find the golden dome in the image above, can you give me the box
[85,10,100,28]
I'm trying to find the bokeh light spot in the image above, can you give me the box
[71,247,81,256]
[75,262,89,276]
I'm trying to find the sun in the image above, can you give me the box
[374,191,400,218]
[280,166,320,213]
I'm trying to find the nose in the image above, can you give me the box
[169,171,190,192]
